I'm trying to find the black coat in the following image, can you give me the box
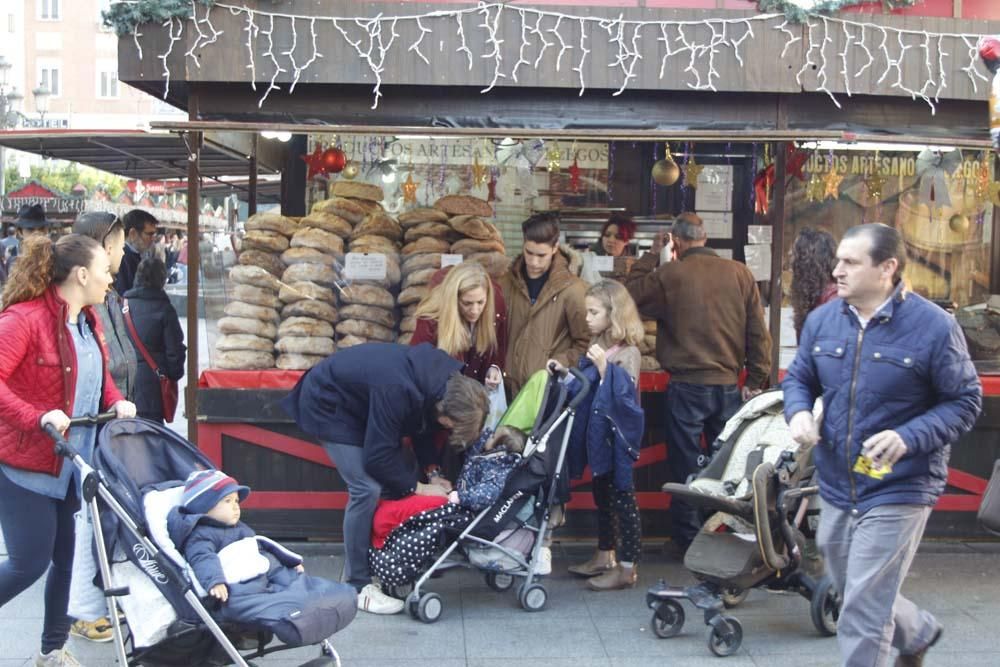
[114,244,143,296]
[281,343,463,498]
[122,286,186,421]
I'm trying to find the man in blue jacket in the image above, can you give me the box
[783,224,981,667]
[281,343,489,615]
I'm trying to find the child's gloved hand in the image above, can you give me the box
[294,564,305,573]
[448,490,459,504]
[210,583,229,603]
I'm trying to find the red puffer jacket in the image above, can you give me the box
[0,286,124,476]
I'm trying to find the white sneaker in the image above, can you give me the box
[35,649,83,667]
[357,583,404,615]
[535,546,552,576]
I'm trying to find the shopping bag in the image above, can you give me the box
[485,377,507,431]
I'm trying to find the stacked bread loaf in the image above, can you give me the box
[216,264,282,370]
[434,195,509,279]
[396,207,455,345]
[639,319,662,372]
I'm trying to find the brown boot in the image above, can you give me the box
[586,564,637,591]
[567,550,616,577]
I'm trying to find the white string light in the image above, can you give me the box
[124,1,990,113]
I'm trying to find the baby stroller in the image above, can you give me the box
[396,365,591,622]
[45,415,355,667]
[644,390,840,657]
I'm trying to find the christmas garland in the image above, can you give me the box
[757,0,921,22]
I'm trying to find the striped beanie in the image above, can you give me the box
[179,469,250,515]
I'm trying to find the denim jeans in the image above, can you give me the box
[323,442,381,592]
[663,382,741,546]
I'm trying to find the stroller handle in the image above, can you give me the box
[566,367,591,410]
[43,411,117,459]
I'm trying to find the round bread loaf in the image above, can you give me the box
[338,334,368,349]
[336,319,394,342]
[433,195,493,217]
[243,230,290,253]
[278,280,336,305]
[278,316,335,339]
[452,238,506,256]
[281,299,339,323]
[218,316,278,339]
[331,181,384,202]
[402,253,443,275]
[281,247,336,267]
[640,355,662,372]
[399,207,449,227]
[346,198,384,216]
[215,350,274,370]
[349,234,399,255]
[291,227,345,255]
[467,251,511,278]
[224,301,280,324]
[282,263,339,287]
[245,212,296,237]
[643,320,658,334]
[402,267,437,289]
[232,284,281,309]
[401,303,419,318]
[402,237,451,256]
[216,334,275,353]
[351,213,402,242]
[397,332,413,346]
[228,265,281,291]
[299,211,352,238]
[312,197,367,224]
[400,316,417,333]
[276,353,326,370]
[340,284,394,310]
[238,249,286,277]
[339,304,396,329]
[448,215,501,242]
[397,285,430,306]
[639,335,655,355]
[275,337,336,356]
[404,222,454,243]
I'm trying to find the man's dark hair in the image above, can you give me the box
[439,373,489,451]
[134,257,167,290]
[521,211,561,246]
[844,223,906,285]
[122,209,158,235]
[672,212,707,242]
[73,212,124,246]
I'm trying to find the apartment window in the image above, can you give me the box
[99,70,118,98]
[39,67,60,97]
[39,0,60,21]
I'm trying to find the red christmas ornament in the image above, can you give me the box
[487,174,498,203]
[568,158,582,192]
[322,146,346,174]
[301,146,325,179]
[979,37,1000,69]
[786,145,809,181]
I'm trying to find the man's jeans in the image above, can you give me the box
[324,442,381,592]
[817,499,939,667]
[663,382,741,546]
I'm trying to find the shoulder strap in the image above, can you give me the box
[122,298,163,377]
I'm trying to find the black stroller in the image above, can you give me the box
[47,415,355,667]
[396,365,591,622]
[644,390,840,657]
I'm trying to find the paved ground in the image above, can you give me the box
[1,539,997,667]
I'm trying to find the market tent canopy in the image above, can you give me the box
[0,129,285,180]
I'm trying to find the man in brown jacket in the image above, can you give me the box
[626,212,771,551]
[498,212,590,396]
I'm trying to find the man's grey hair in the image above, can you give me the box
[672,212,707,242]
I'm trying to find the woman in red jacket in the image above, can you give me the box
[0,234,136,667]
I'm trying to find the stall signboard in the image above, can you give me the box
[441,253,463,268]
[344,252,388,280]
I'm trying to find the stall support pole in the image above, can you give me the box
[186,131,202,445]
[991,153,1000,295]
[248,133,258,217]
[768,141,788,387]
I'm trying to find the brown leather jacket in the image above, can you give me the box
[626,247,771,388]
[498,248,589,395]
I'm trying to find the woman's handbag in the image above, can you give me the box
[978,460,1000,536]
[123,299,179,421]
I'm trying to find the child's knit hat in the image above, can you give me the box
[179,469,250,515]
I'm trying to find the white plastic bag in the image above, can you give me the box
[68,506,109,622]
[485,373,507,430]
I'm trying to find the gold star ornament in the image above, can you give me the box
[865,169,887,203]
[402,172,419,204]
[990,180,1000,207]
[824,168,844,200]
[471,156,488,187]
[683,157,704,188]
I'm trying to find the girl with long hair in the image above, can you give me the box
[552,280,646,590]
[0,235,136,667]
[790,228,838,343]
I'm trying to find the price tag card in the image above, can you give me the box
[592,255,614,272]
[344,253,387,280]
[441,253,463,268]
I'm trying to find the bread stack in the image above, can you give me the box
[237,212,296,278]
[215,264,282,370]
[639,319,662,372]
[397,207,455,345]
[435,195,509,278]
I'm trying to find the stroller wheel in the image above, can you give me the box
[650,599,685,639]
[485,572,515,593]
[706,616,743,657]
[416,593,443,624]
[810,576,840,636]
[518,583,548,612]
[721,587,749,608]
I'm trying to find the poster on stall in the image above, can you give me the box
[695,166,733,212]
[748,225,772,245]
[344,253,388,280]
[744,244,772,282]
[441,254,463,268]
[699,211,733,239]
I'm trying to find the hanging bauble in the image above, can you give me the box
[979,37,1000,67]
[949,213,971,233]
[342,162,360,180]
[546,146,561,173]
[321,147,346,174]
[568,157,582,193]
[487,174,498,203]
[301,146,325,179]
[651,156,680,186]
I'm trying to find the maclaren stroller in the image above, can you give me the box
[382,365,590,622]
[46,415,356,667]
[645,390,840,657]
